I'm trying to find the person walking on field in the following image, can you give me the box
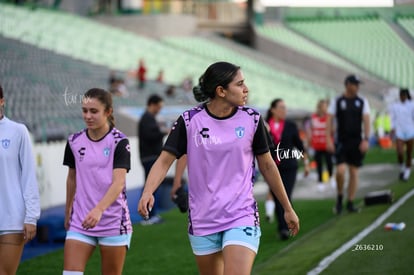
[389,88,414,181]
[138,62,299,275]
[265,98,309,240]
[138,94,167,225]
[326,75,370,215]
[308,99,334,191]
[0,84,40,275]
[63,88,132,275]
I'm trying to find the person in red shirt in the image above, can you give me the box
[308,100,334,191]
[137,59,147,90]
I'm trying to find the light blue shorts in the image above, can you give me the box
[396,129,414,141]
[188,226,261,256]
[66,231,132,249]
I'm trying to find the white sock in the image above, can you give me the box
[265,200,275,217]
[404,168,411,179]
[63,271,83,275]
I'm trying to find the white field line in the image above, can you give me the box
[308,188,414,275]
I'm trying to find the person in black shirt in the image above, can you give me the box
[266,98,309,240]
[327,75,370,214]
[138,94,166,224]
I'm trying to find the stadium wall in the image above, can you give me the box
[94,14,198,37]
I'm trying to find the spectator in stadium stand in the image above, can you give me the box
[389,88,414,181]
[138,94,167,225]
[62,88,132,275]
[326,75,370,215]
[156,69,164,83]
[307,99,334,192]
[264,98,309,241]
[0,84,40,275]
[138,62,299,274]
[137,59,147,90]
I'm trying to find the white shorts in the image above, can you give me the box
[66,231,132,249]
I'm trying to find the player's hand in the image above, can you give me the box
[326,140,335,153]
[138,192,154,220]
[64,213,71,231]
[82,208,103,230]
[304,163,310,177]
[23,223,37,244]
[284,209,300,237]
[359,139,369,153]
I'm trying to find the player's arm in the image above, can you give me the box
[139,115,187,218]
[360,112,370,153]
[326,99,335,152]
[63,141,76,230]
[138,151,176,218]
[257,152,299,236]
[254,116,299,235]
[81,168,127,230]
[170,155,187,199]
[360,99,371,153]
[65,168,76,230]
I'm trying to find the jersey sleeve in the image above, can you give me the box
[19,124,41,225]
[253,116,271,156]
[114,139,131,172]
[163,115,187,159]
[63,141,75,168]
[363,97,371,115]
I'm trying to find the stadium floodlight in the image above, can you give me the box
[262,0,394,7]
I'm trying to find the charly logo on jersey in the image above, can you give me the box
[1,139,10,149]
[103,147,111,157]
[235,126,245,138]
[78,147,86,161]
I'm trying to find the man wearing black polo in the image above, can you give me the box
[138,94,166,224]
[327,75,370,214]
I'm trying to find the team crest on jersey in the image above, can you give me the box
[1,139,10,149]
[235,127,245,138]
[103,147,111,157]
[340,100,347,110]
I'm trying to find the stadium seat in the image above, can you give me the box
[288,17,414,88]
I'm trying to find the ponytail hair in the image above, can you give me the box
[193,61,240,102]
[400,88,411,101]
[84,88,115,127]
[0,83,3,99]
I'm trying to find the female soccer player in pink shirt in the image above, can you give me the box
[63,88,132,275]
[138,62,299,275]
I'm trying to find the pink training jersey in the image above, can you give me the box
[63,128,132,237]
[164,104,270,236]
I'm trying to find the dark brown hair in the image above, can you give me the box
[193,62,241,102]
[265,98,283,123]
[0,84,3,99]
[84,88,115,127]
